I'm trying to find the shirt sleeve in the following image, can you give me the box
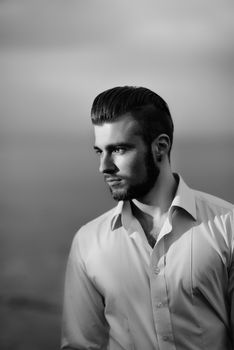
[61,231,109,350]
[228,209,234,346]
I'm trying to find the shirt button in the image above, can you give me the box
[162,335,169,341]
[156,302,163,308]
[154,267,160,274]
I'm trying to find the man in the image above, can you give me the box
[61,86,234,349]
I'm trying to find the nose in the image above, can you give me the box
[99,153,117,174]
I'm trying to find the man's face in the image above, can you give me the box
[93,114,160,201]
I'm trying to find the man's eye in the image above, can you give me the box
[94,149,102,155]
[113,147,125,154]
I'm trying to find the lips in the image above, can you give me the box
[105,176,122,185]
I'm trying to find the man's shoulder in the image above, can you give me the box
[83,206,117,230]
[74,206,117,241]
[193,188,234,215]
[69,206,119,257]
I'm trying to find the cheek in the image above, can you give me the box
[117,155,147,178]
[131,160,146,176]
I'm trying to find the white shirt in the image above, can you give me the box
[61,175,234,350]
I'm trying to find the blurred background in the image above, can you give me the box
[0,0,233,349]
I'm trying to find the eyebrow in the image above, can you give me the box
[93,142,135,152]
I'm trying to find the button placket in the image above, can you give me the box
[150,238,176,350]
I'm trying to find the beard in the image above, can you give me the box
[108,150,160,201]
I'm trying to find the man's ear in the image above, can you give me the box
[151,134,171,162]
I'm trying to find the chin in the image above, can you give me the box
[110,189,130,201]
[110,187,148,201]
[108,167,159,201]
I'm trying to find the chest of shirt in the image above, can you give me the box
[84,218,230,304]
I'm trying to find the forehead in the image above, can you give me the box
[94,114,142,146]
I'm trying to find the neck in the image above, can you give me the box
[131,164,178,235]
[133,166,177,212]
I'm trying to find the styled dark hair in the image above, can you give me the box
[91,86,174,158]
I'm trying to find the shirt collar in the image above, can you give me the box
[111,200,130,231]
[170,174,197,221]
[111,173,197,231]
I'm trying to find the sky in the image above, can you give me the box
[1,0,233,138]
